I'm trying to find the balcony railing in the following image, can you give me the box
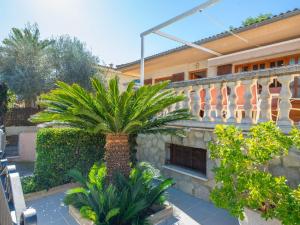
[0,129,37,225]
[166,65,300,132]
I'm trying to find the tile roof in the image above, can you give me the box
[117,8,300,69]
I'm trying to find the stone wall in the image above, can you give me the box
[136,129,216,201]
[136,128,300,201]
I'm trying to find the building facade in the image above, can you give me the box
[117,9,300,201]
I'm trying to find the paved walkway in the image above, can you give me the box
[26,187,238,225]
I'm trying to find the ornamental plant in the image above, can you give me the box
[30,77,191,181]
[209,122,300,225]
[64,162,173,225]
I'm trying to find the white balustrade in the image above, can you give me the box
[167,65,300,131]
[202,84,212,122]
[192,85,201,120]
[226,81,237,123]
[277,75,294,131]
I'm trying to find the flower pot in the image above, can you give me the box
[239,208,281,225]
[69,203,173,225]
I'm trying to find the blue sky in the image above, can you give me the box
[1,0,299,65]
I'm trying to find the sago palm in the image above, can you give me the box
[30,77,191,180]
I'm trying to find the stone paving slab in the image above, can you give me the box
[26,192,78,225]
[26,187,238,225]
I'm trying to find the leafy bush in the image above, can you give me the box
[209,122,300,225]
[22,176,39,194]
[33,127,105,190]
[64,162,173,225]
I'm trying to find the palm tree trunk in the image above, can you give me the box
[105,134,131,182]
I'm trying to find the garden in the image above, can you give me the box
[16,75,299,225]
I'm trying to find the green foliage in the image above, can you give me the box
[209,122,300,225]
[0,82,8,125]
[64,162,173,225]
[7,89,16,110]
[47,36,99,90]
[242,13,272,27]
[21,176,39,194]
[0,23,53,105]
[30,77,192,136]
[33,127,105,190]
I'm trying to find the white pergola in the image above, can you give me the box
[139,0,222,86]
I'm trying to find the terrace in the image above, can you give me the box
[166,65,300,132]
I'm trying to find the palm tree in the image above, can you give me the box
[30,78,191,181]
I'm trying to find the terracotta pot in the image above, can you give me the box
[239,208,281,225]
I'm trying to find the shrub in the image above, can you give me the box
[209,122,300,225]
[33,127,105,190]
[64,162,173,225]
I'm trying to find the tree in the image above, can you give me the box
[0,82,8,125]
[48,36,99,90]
[30,78,191,181]
[0,23,53,107]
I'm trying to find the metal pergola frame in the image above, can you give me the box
[140,0,222,86]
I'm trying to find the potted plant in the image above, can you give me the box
[209,122,300,225]
[64,162,174,225]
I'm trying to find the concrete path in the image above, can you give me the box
[26,192,78,225]
[160,188,239,225]
[26,187,238,225]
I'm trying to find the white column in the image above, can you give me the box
[227,81,237,124]
[183,86,192,111]
[175,88,183,110]
[214,83,224,123]
[257,77,272,123]
[241,79,254,125]
[277,75,294,131]
[192,85,201,120]
[202,84,212,122]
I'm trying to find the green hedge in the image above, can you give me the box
[33,127,105,190]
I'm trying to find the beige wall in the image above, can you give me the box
[142,38,300,80]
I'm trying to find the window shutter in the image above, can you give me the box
[144,78,152,85]
[217,64,232,76]
[172,72,185,82]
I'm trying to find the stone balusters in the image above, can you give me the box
[257,77,272,122]
[214,83,224,123]
[183,86,192,111]
[277,75,295,132]
[175,88,183,110]
[191,85,201,120]
[202,84,212,122]
[241,79,255,125]
[226,81,237,123]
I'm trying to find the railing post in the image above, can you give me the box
[277,74,295,132]
[175,88,183,110]
[202,84,212,122]
[192,85,201,120]
[227,81,237,123]
[241,79,255,125]
[183,86,192,111]
[257,77,272,123]
[214,83,224,123]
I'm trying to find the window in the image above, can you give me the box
[277,60,284,67]
[169,144,207,175]
[189,70,207,80]
[242,66,249,72]
[270,62,276,68]
[259,63,266,69]
[217,64,232,76]
[289,57,296,65]
[253,64,258,70]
